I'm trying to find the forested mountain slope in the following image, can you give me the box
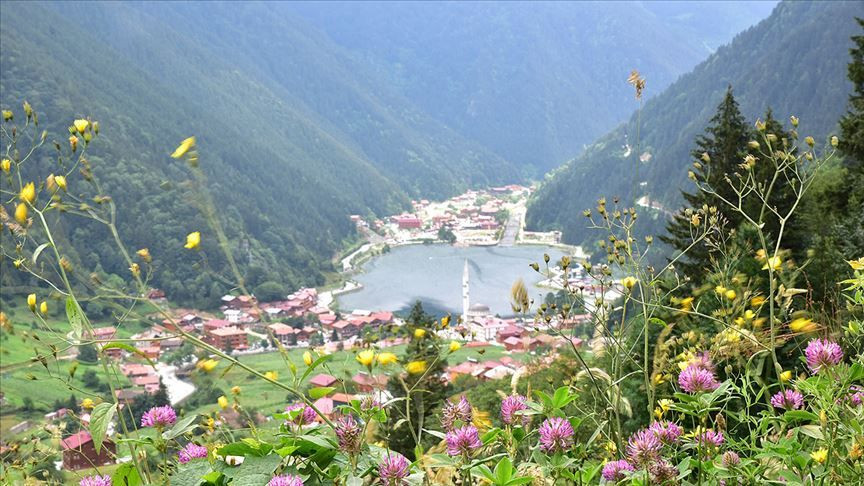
[526,1,858,247]
[0,2,516,306]
[289,1,777,171]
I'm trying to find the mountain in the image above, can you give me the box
[288,1,777,171]
[0,1,518,306]
[525,1,859,247]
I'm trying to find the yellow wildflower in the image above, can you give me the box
[831,136,839,147]
[472,408,493,430]
[356,349,375,367]
[129,263,140,277]
[715,285,727,295]
[303,351,313,366]
[734,317,746,326]
[724,289,736,300]
[658,399,674,412]
[171,136,196,159]
[440,315,450,328]
[449,341,461,352]
[850,442,862,460]
[750,295,766,307]
[804,136,815,147]
[752,318,766,329]
[678,296,694,312]
[1,158,10,173]
[376,352,398,365]
[621,276,637,290]
[73,119,89,134]
[690,213,701,226]
[652,373,665,385]
[779,370,792,383]
[136,248,151,262]
[19,182,35,204]
[27,293,36,312]
[810,448,828,464]
[762,256,782,271]
[54,175,67,191]
[605,441,617,453]
[81,398,95,409]
[413,328,426,339]
[405,360,427,375]
[790,116,799,127]
[196,358,218,372]
[39,301,47,314]
[1,110,11,121]
[217,395,228,409]
[184,231,201,249]
[69,135,78,152]
[848,257,864,271]
[264,371,278,381]
[789,317,817,333]
[743,309,755,320]
[231,386,241,395]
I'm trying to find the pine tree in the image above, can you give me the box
[662,87,753,280]
[798,19,864,298]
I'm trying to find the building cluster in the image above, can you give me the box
[351,185,529,246]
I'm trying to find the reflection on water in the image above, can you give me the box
[337,244,568,316]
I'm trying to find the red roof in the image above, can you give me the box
[61,431,93,450]
[352,373,388,387]
[309,374,338,387]
[205,319,231,329]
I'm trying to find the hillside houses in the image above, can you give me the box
[445,356,522,383]
[206,326,248,351]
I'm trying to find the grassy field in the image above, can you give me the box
[0,306,140,437]
[187,344,522,415]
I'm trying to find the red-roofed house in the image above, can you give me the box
[62,431,115,470]
[206,326,248,351]
[351,372,388,393]
[204,319,232,332]
[394,214,423,229]
[497,325,525,342]
[309,374,338,388]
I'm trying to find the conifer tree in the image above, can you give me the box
[799,19,864,297]
[662,87,753,280]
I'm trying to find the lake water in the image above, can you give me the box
[338,244,568,316]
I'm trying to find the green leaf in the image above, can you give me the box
[494,456,513,484]
[111,462,141,486]
[797,424,824,440]
[32,242,51,265]
[66,296,84,340]
[169,459,212,486]
[783,410,819,423]
[309,386,335,399]
[481,428,501,445]
[220,454,282,484]
[89,402,117,454]
[162,414,198,440]
[300,353,333,383]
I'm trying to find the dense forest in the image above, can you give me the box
[526,1,858,248]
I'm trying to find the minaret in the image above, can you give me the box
[462,259,470,325]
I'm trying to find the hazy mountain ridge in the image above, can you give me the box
[525,0,858,247]
[288,1,777,171]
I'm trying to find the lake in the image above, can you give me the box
[337,244,569,316]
